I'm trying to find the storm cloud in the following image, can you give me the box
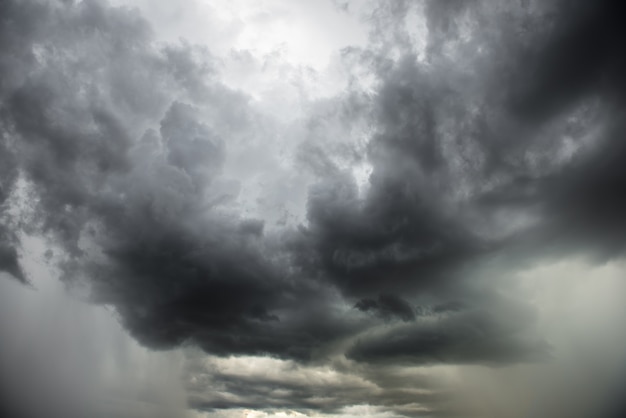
[1,0,626,417]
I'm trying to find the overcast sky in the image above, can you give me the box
[1,0,626,417]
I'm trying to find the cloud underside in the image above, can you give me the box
[1,0,625,415]
[183,354,459,418]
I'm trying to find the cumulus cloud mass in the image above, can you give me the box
[1,0,626,417]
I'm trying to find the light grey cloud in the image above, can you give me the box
[182,353,455,418]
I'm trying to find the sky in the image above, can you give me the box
[1,0,626,417]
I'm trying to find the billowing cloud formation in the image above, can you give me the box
[1,0,626,416]
[0,0,352,362]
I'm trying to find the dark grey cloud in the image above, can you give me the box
[355,293,416,322]
[0,240,24,283]
[0,3,26,282]
[2,0,626,416]
[279,0,626,389]
[510,0,626,122]
[347,304,550,366]
[300,0,626,300]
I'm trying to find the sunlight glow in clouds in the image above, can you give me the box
[205,0,366,69]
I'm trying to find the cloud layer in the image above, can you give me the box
[1,0,626,416]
